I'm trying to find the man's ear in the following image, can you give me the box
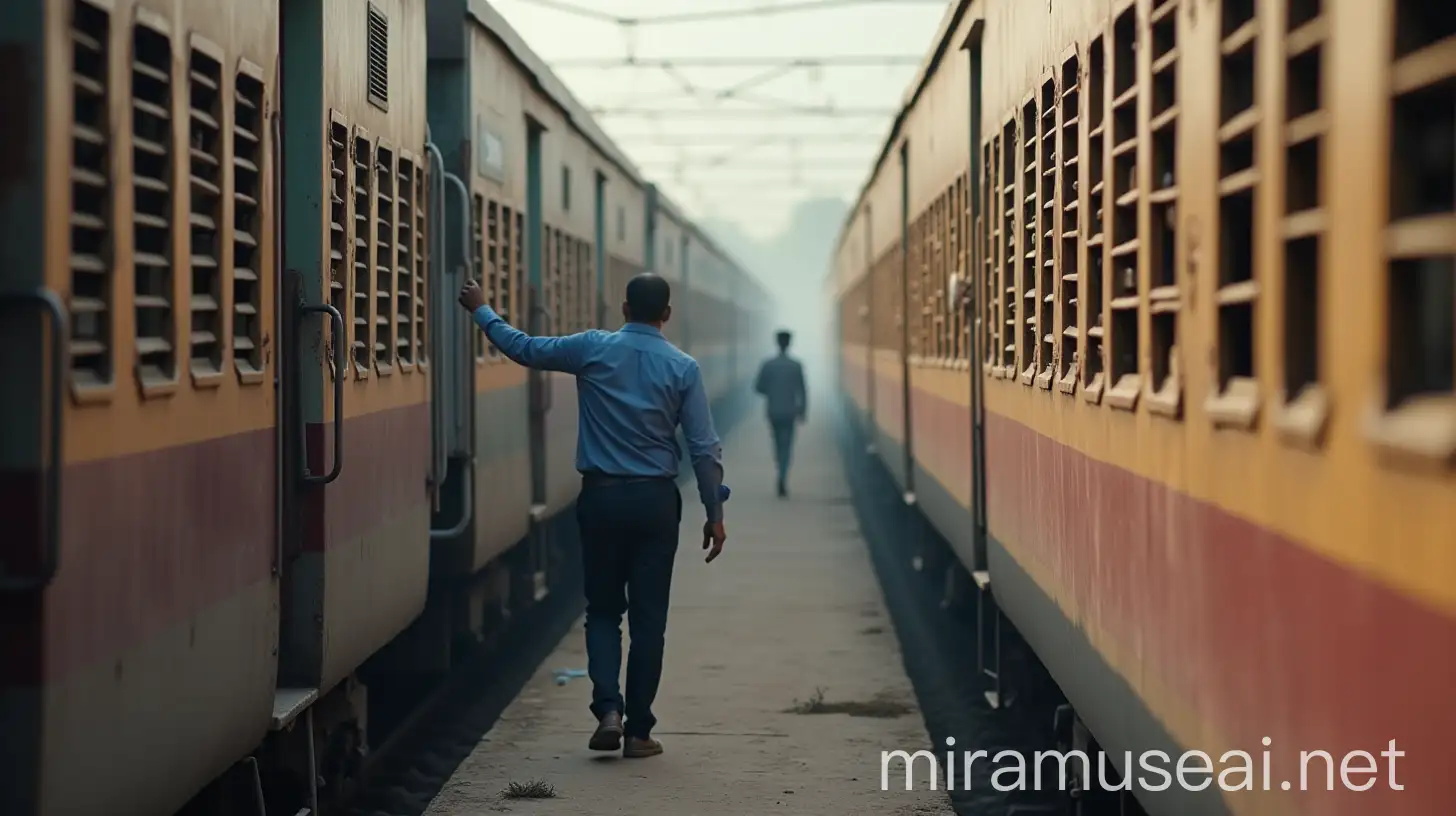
[621,301,630,322]
[662,304,672,323]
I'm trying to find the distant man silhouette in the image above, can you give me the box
[754,330,806,497]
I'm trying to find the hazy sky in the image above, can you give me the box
[491,0,949,241]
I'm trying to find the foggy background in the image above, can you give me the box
[491,0,947,386]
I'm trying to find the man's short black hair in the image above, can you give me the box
[776,330,792,349]
[625,273,671,322]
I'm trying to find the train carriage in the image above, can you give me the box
[834,1,1456,814]
[1,0,283,813]
[0,0,770,812]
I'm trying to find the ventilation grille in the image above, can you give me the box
[188,47,223,378]
[69,0,112,390]
[366,4,388,110]
[132,24,175,387]
[233,71,264,378]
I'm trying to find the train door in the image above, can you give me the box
[898,143,916,497]
[524,118,549,601]
[965,21,988,571]
[594,171,607,328]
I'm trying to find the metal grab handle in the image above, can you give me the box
[0,288,67,591]
[424,137,448,498]
[301,302,345,485]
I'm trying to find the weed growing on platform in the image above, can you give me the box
[502,779,557,799]
[785,687,912,718]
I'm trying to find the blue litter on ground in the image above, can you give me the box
[553,668,588,686]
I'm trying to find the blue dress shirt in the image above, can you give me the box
[471,305,725,523]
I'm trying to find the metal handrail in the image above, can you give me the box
[429,170,476,540]
[300,302,345,485]
[424,135,448,499]
[0,287,67,591]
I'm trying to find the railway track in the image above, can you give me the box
[835,405,1072,816]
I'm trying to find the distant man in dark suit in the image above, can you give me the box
[754,330,807,498]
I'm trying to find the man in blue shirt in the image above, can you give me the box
[458,273,727,760]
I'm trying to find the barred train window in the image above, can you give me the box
[1207,0,1262,428]
[486,200,500,359]
[219,61,266,384]
[981,140,994,368]
[352,131,372,375]
[188,43,224,383]
[1147,0,1182,417]
[373,144,395,372]
[472,194,485,362]
[1085,35,1107,400]
[1035,78,1056,388]
[1276,0,1330,443]
[70,0,112,394]
[1001,120,1016,372]
[327,116,349,379]
[1373,0,1456,461]
[132,21,175,391]
[413,163,427,364]
[1107,6,1142,411]
[499,204,515,322]
[1058,53,1081,394]
[1019,96,1038,384]
[396,155,416,367]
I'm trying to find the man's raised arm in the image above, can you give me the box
[459,279,592,374]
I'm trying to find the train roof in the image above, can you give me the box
[465,0,764,296]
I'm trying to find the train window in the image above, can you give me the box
[1018,96,1039,384]
[486,199,500,359]
[617,205,626,242]
[1085,35,1107,402]
[499,205,514,322]
[69,0,112,397]
[396,155,417,368]
[580,241,594,329]
[562,166,571,213]
[472,194,485,362]
[1147,0,1183,418]
[563,233,576,333]
[513,210,525,328]
[187,42,224,385]
[1275,0,1329,445]
[366,3,388,112]
[1369,0,1456,461]
[1207,0,1264,429]
[1058,53,1081,394]
[981,142,994,369]
[1037,78,1056,389]
[352,130,373,376]
[1000,120,1017,374]
[234,68,266,384]
[1106,6,1142,412]
[374,144,396,374]
[132,21,177,394]
[414,163,428,365]
[552,229,564,334]
[327,115,350,380]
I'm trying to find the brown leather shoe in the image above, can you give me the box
[623,736,663,758]
[589,712,623,751]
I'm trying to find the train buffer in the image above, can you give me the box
[422,417,952,814]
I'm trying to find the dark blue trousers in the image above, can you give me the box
[771,419,796,484]
[575,478,682,739]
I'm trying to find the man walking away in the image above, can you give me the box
[458,273,729,760]
[754,329,806,498]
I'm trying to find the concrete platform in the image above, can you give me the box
[424,412,953,816]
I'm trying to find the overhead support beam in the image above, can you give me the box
[549,55,923,69]
[508,0,948,27]
[591,107,897,118]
